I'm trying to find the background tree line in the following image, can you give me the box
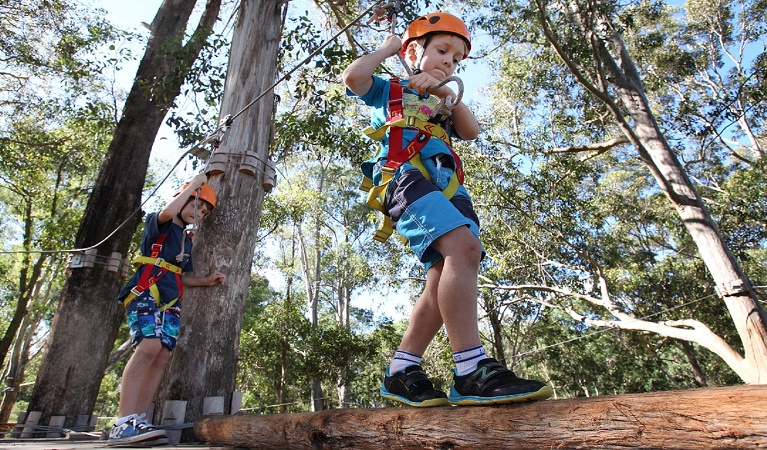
[0,0,764,427]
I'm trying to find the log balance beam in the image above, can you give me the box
[194,385,767,449]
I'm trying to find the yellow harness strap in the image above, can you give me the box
[133,256,183,274]
[122,256,182,310]
[361,114,460,243]
[363,117,451,145]
[361,153,460,243]
[122,285,178,312]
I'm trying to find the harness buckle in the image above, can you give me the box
[406,116,416,128]
[130,287,142,297]
[381,165,396,175]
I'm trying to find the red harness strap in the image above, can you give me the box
[383,78,464,184]
[133,233,183,302]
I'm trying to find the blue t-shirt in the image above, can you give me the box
[118,212,193,304]
[347,75,460,181]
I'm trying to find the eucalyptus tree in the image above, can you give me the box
[0,111,110,420]
[28,0,224,426]
[236,274,314,414]
[470,0,767,385]
[0,0,119,370]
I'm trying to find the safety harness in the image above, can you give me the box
[360,78,465,242]
[122,233,186,311]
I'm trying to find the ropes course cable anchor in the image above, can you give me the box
[66,248,97,270]
[262,159,277,191]
[715,278,754,297]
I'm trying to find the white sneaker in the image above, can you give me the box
[107,414,167,447]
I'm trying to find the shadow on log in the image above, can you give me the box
[194,385,767,449]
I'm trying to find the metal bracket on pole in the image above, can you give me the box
[716,279,752,297]
[67,248,97,269]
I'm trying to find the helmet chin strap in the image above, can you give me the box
[176,196,197,227]
[412,36,431,76]
[175,195,199,263]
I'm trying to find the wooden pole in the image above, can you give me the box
[155,2,284,441]
[195,385,767,449]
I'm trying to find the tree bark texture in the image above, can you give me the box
[154,0,284,438]
[195,385,767,449]
[26,0,222,427]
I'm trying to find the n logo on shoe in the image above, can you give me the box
[477,367,498,380]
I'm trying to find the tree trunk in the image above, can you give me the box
[298,165,326,412]
[195,385,767,449]
[538,0,767,384]
[593,14,767,384]
[0,201,48,369]
[0,315,31,424]
[26,0,222,427]
[680,341,707,387]
[154,0,284,439]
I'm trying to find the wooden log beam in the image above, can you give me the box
[194,385,767,449]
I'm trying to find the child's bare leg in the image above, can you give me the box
[430,226,482,352]
[118,339,163,418]
[135,345,171,418]
[398,262,444,355]
[430,228,553,405]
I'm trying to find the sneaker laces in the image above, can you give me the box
[133,413,158,432]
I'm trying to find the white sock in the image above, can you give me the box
[389,350,423,374]
[453,345,487,376]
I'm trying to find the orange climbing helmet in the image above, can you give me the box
[401,12,471,59]
[174,181,217,209]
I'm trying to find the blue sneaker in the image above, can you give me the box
[380,365,450,407]
[107,414,168,447]
[449,358,553,405]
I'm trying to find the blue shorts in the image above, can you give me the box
[381,155,484,271]
[125,291,182,351]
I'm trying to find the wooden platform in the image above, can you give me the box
[195,385,767,449]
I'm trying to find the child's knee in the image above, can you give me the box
[134,337,163,357]
[438,227,481,263]
[459,237,482,264]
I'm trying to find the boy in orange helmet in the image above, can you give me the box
[343,12,552,406]
[108,173,225,446]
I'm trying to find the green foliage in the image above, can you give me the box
[4,0,767,416]
[165,31,231,151]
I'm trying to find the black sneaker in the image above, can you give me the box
[380,364,450,407]
[449,358,553,405]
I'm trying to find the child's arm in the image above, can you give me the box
[444,97,479,141]
[158,173,209,224]
[182,270,226,287]
[343,35,402,96]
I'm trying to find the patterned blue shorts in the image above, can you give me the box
[125,291,182,351]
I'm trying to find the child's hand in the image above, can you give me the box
[379,34,402,58]
[190,173,209,189]
[407,72,456,98]
[205,271,226,286]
